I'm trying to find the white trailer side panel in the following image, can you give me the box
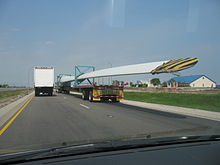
[34,67,54,87]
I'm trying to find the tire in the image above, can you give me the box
[35,89,38,96]
[82,91,86,100]
[113,98,119,103]
[89,91,93,102]
[35,92,39,96]
[115,100,120,103]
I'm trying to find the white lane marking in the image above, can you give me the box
[80,104,90,109]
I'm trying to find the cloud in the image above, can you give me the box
[36,41,56,46]
[0,51,10,55]
[11,28,21,32]
[44,41,56,46]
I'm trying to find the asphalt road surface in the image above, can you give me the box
[0,93,220,153]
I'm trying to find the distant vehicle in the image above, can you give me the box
[34,67,54,96]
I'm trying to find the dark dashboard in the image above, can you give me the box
[14,140,220,165]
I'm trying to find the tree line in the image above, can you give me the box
[112,78,161,87]
[0,84,9,88]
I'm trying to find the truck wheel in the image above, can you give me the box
[113,98,119,103]
[82,91,86,100]
[89,91,93,102]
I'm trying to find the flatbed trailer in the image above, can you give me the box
[57,84,124,102]
[56,58,199,102]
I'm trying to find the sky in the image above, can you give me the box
[0,0,220,86]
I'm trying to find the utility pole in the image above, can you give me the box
[27,66,32,94]
[108,62,112,85]
[27,68,30,94]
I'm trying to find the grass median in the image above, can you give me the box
[125,92,220,112]
[0,89,31,103]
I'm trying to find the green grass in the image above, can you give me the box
[0,89,31,102]
[125,92,220,112]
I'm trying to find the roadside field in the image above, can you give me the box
[125,92,220,112]
[0,89,32,103]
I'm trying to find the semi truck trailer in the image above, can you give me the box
[56,66,124,102]
[56,58,198,102]
[34,67,54,96]
[57,83,124,102]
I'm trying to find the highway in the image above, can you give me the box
[0,93,220,153]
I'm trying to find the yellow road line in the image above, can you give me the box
[0,96,33,136]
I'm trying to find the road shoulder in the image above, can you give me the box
[121,100,220,121]
[0,92,34,129]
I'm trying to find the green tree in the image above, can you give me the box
[142,83,148,87]
[0,84,9,88]
[112,80,120,85]
[130,82,134,87]
[150,78,160,86]
[162,82,167,87]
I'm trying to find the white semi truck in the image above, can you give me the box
[34,67,54,96]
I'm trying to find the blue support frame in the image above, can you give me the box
[57,74,73,86]
[74,65,95,86]
[57,74,72,82]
